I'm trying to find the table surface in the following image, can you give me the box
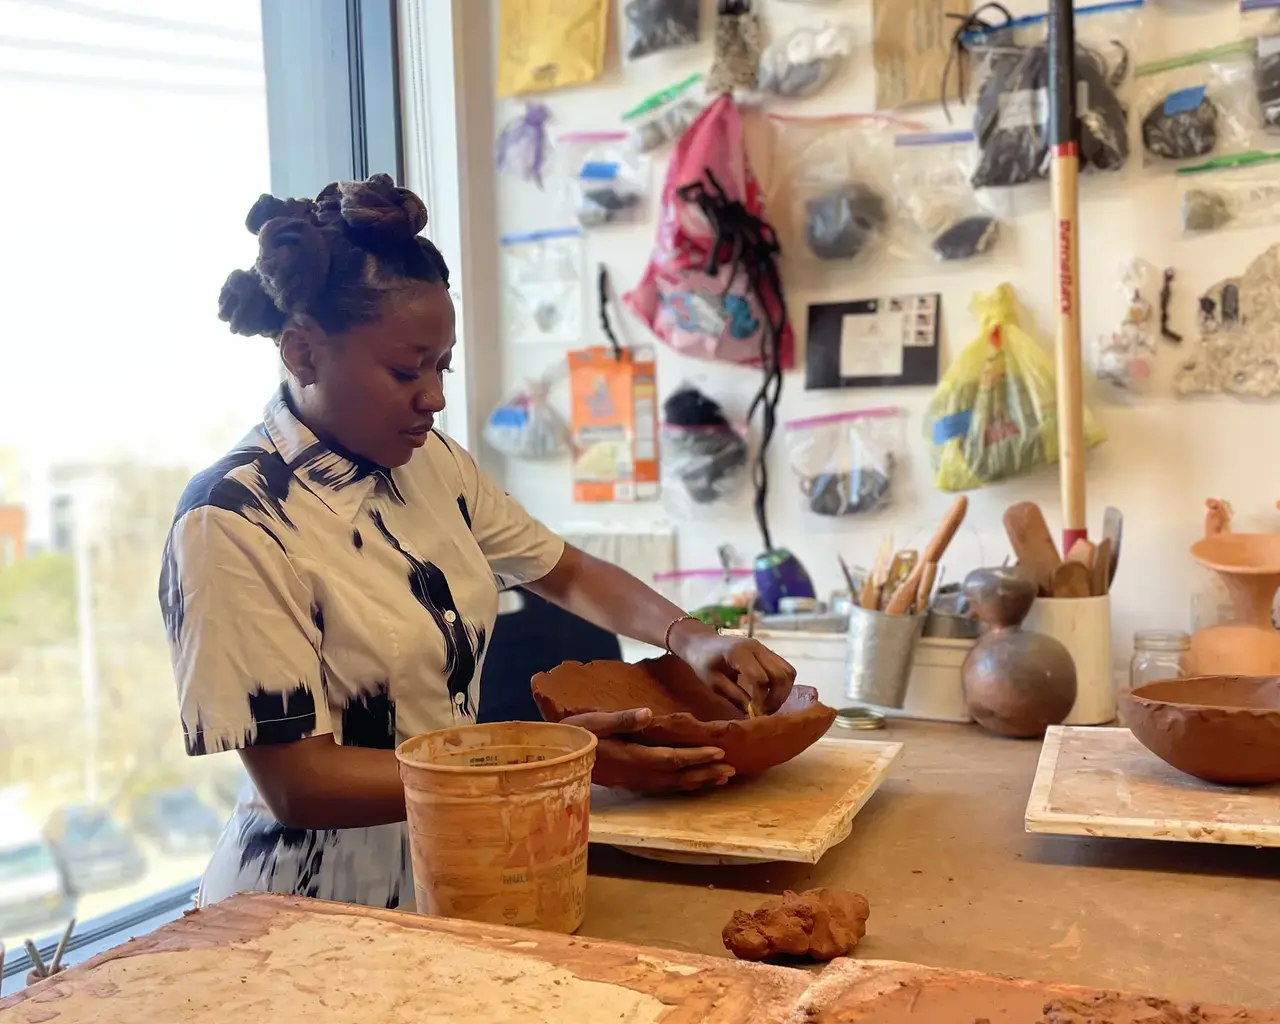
[579,720,1280,1009]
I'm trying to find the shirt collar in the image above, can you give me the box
[263,387,405,522]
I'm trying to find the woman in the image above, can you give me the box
[160,174,796,910]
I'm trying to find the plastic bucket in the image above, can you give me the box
[395,721,597,933]
[845,605,926,709]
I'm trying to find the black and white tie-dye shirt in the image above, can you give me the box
[159,388,563,910]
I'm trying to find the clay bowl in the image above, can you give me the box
[531,655,836,777]
[1127,676,1280,785]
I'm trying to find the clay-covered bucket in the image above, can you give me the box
[396,721,597,933]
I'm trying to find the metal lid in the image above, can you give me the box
[834,706,887,730]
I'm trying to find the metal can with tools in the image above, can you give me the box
[844,604,926,709]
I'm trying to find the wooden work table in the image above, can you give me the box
[580,720,1280,1009]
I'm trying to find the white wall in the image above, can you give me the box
[464,0,1280,666]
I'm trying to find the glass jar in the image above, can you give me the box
[1128,630,1191,697]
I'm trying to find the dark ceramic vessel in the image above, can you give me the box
[960,567,1077,739]
[1127,676,1280,785]
[532,655,836,777]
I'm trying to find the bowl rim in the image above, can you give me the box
[1129,675,1280,713]
[1189,534,1280,575]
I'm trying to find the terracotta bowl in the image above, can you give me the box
[1127,676,1280,785]
[1190,533,1280,575]
[531,655,836,777]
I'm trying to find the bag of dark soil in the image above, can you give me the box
[961,1,1142,190]
[1242,0,1280,132]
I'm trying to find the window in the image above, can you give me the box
[0,0,400,970]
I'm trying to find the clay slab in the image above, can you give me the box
[1025,726,1280,847]
[791,958,1280,1022]
[590,738,903,864]
[0,893,811,1024]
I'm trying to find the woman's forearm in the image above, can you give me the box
[526,544,712,654]
[239,735,407,829]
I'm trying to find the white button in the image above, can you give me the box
[444,610,457,623]
[454,692,465,705]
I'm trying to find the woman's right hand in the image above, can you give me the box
[561,708,734,794]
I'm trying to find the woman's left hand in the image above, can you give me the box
[669,620,797,715]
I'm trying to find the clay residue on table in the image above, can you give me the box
[722,888,869,962]
[795,962,1280,1023]
[532,656,836,777]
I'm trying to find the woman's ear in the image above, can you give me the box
[279,319,322,385]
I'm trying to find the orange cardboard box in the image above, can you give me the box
[568,346,658,502]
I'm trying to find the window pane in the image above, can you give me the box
[0,0,277,943]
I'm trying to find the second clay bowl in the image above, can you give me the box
[1127,675,1280,785]
[532,655,836,777]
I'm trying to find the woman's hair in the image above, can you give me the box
[217,174,450,339]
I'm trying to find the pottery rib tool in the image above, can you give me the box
[886,497,968,615]
[1004,502,1062,596]
[1050,561,1091,599]
[1091,537,1113,597]
[1102,506,1123,584]
[1066,538,1096,568]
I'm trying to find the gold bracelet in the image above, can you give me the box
[663,614,699,654]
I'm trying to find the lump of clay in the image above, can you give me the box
[532,655,836,778]
[933,215,1000,262]
[804,184,888,261]
[722,888,870,962]
[1142,90,1218,162]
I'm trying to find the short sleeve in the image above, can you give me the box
[442,436,565,588]
[160,506,333,756]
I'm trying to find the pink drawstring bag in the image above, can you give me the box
[625,95,794,370]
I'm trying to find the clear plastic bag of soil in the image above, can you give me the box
[484,371,572,459]
[770,113,908,271]
[559,131,651,229]
[1243,0,1280,132]
[653,568,756,629]
[660,384,750,517]
[758,21,855,99]
[622,74,709,153]
[500,227,586,345]
[926,283,1106,492]
[1132,41,1261,170]
[963,1,1141,190]
[625,0,701,61]
[892,130,1004,264]
[1177,150,1280,235]
[783,407,907,518]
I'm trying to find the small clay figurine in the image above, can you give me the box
[722,889,870,962]
[960,567,1077,738]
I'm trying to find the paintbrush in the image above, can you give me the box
[837,554,860,606]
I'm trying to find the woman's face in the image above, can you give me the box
[283,283,456,467]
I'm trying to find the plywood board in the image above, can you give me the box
[590,739,903,864]
[790,958,1280,1022]
[0,893,811,1024]
[1025,726,1280,847]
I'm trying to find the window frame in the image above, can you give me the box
[1,0,400,984]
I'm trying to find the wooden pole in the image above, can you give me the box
[1048,0,1087,554]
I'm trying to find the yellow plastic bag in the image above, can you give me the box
[497,0,609,98]
[926,283,1106,493]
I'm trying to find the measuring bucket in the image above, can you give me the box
[845,605,926,709]
[396,721,597,934]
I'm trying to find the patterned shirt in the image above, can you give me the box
[159,389,563,909]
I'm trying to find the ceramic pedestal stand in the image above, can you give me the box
[1187,533,1280,676]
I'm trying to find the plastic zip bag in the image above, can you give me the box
[1177,150,1280,235]
[496,0,610,97]
[653,568,756,628]
[621,74,708,153]
[964,0,1141,189]
[558,132,650,229]
[708,0,764,97]
[926,284,1106,492]
[1090,259,1157,394]
[770,113,909,270]
[1242,0,1280,131]
[784,407,906,517]
[484,371,572,459]
[500,227,585,345]
[495,103,553,188]
[892,130,1003,263]
[1133,41,1260,170]
[758,22,854,98]
[625,0,700,61]
[660,384,749,516]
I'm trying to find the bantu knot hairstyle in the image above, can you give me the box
[217,173,450,339]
